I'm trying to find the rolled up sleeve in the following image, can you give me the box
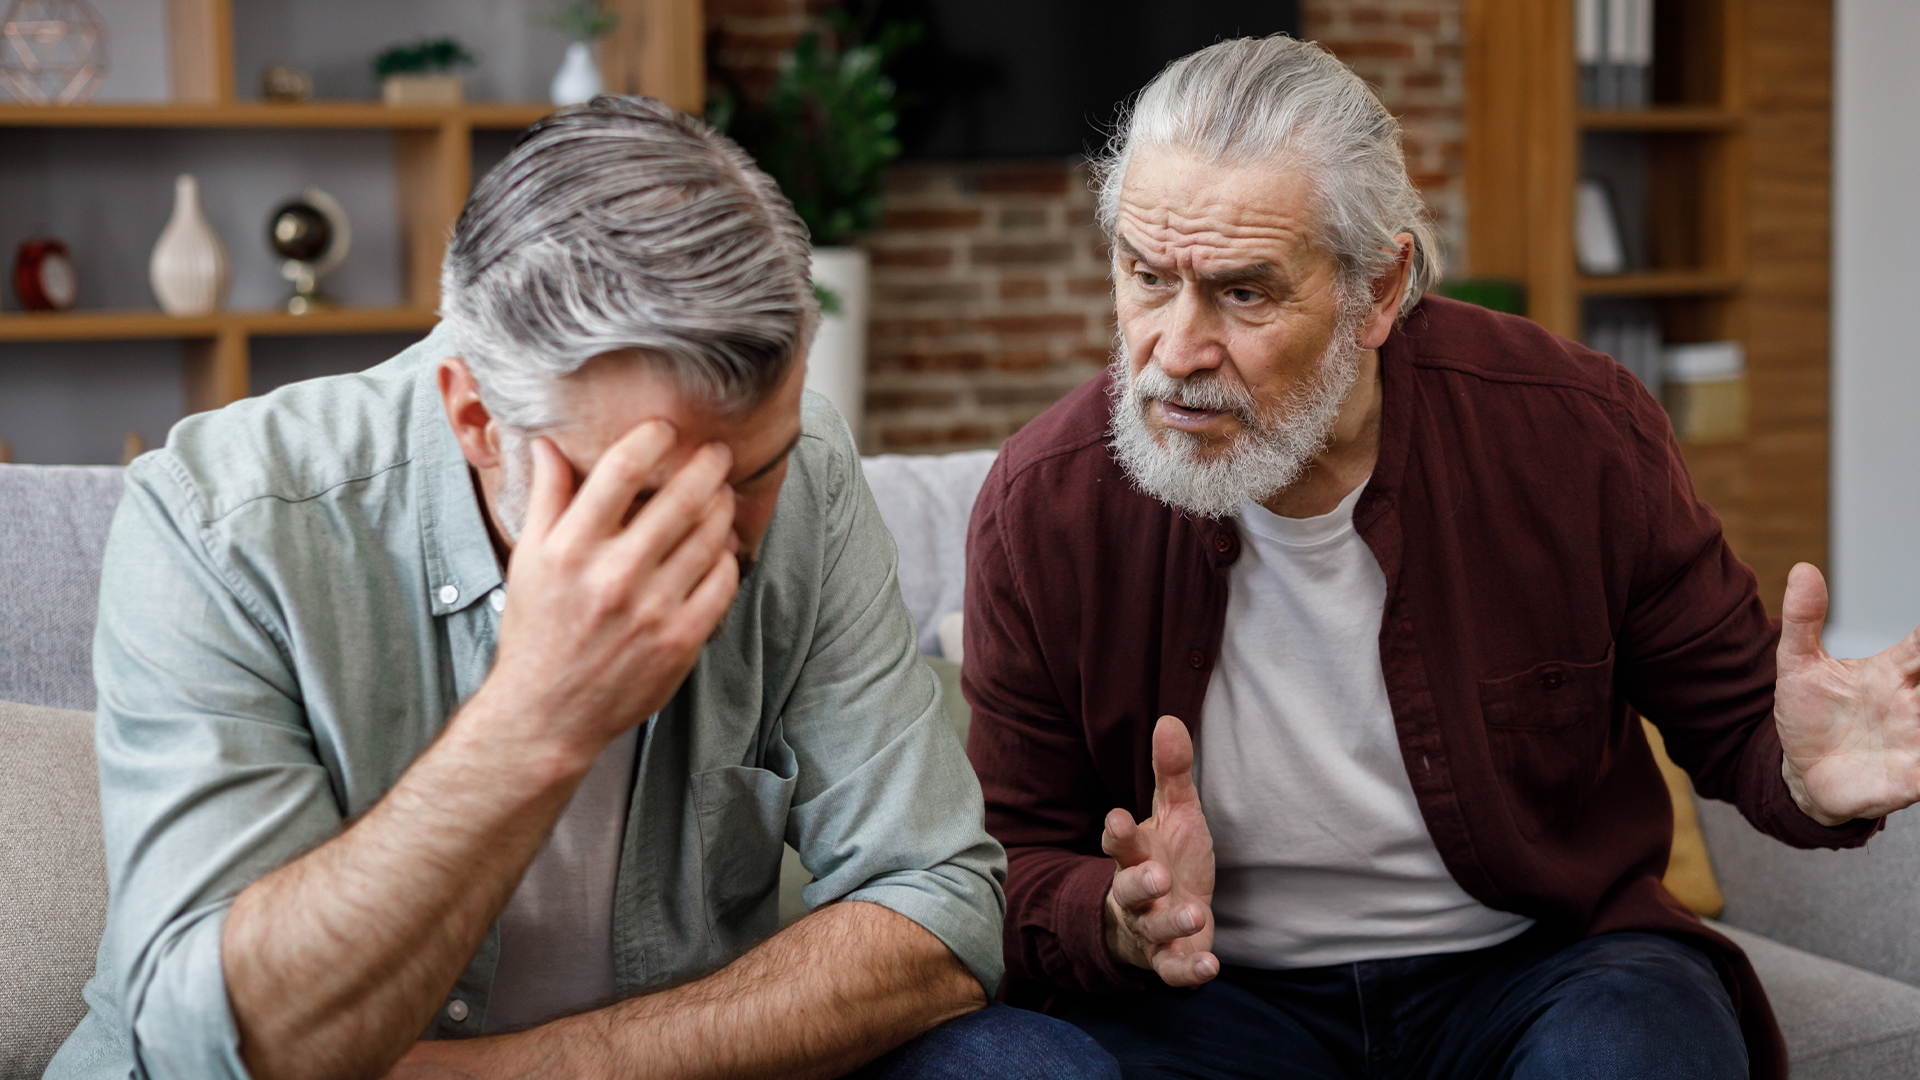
[775,408,1007,995]
[94,457,346,1079]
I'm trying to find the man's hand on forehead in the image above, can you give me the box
[478,419,742,761]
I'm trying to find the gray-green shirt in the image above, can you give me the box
[46,328,1006,1080]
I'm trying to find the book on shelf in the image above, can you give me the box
[1578,0,1653,110]
[1584,298,1662,392]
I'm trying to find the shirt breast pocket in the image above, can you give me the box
[1477,646,1616,842]
[690,750,797,944]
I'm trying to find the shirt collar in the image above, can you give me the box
[409,325,505,618]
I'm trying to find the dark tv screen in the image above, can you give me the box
[890,0,1302,159]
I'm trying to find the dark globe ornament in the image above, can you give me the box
[264,188,351,315]
[269,202,332,263]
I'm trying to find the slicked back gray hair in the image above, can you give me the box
[440,95,817,431]
[1095,35,1440,317]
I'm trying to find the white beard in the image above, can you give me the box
[1107,306,1368,519]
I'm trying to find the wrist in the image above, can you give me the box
[1780,754,1850,827]
[446,683,602,792]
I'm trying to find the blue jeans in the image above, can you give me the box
[853,1001,1122,1079]
[1058,929,1746,1080]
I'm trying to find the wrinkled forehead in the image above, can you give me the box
[547,350,804,479]
[1115,147,1324,271]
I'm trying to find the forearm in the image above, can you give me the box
[223,690,594,1080]
[392,900,986,1080]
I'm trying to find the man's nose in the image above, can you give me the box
[1154,292,1226,379]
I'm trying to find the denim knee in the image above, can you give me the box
[1510,933,1746,1080]
[854,1001,1122,1080]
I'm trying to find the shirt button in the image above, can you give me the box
[488,588,505,612]
[437,584,460,606]
[1188,650,1206,669]
[1212,533,1235,554]
[446,998,469,1022]
[1540,670,1565,690]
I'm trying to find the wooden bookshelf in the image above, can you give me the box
[0,0,702,414]
[1464,0,1833,612]
[0,103,556,129]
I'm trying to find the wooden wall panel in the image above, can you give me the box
[603,0,706,113]
[1739,0,1831,613]
[167,0,234,104]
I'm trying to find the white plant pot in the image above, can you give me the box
[149,174,230,317]
[550,41,605,106]
[807,247,871,443]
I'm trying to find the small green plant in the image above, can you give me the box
[548,0,618,42]
[711,7,920,247]
[373,38,477,79]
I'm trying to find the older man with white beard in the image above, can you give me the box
[961,36,1920,1080]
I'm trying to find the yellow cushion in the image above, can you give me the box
[1641,719,1726,918]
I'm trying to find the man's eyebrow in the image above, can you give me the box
[1115,236,1164,272]
[1116,235,1288,291]
[1200,261,1287,289]
[737,433,802,485]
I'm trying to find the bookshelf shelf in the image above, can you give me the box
[1465,0,1835,613]
[1576,270,1742,297]
[0,103,556,130]
[1577,107,1741,132]
[0,308,440,343]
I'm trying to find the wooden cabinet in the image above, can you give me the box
[1464,0,1832,611]
[0,0,702,413]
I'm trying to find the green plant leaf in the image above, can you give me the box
[814,282,844,316]
[713,13,920,247]
[374,37,477,77]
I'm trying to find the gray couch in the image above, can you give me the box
[4,458,1918,1079]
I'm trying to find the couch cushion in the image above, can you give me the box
[0,700,106,1079]
[1698,796,1920,988]
[1713,922,1920,1080]
[0,465,126,710]
[1641,720,1724,918]
[859,451,997,657]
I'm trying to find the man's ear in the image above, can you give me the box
[1358,232,1416,351]
[437,357,503,470]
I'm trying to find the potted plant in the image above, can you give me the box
[711,5,918,441]
[374,38,476,107]
[548,1,618,106]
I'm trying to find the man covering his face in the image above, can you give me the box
[963,35,1920,1080]
[47,97,1116,1080]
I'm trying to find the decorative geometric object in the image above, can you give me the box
[0,0,107,106]
[149,174,230,317]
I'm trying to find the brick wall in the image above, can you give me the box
[705,0,1466,452]
[1305,0,1468,273]
[860,162,1113,451]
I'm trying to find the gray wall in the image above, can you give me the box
[1830,0,1920,655]
[0,2,573,464]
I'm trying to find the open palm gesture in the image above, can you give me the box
[1101,715,1219,987]
[1774,563,1920,825]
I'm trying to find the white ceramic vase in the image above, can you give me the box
[550,41,605,106]
[149,174,230,317]
[806,247,871,443]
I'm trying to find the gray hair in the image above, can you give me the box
[1094,35,1440,317]
[440,95,817,431]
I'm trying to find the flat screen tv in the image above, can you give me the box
[886,0,1303,160]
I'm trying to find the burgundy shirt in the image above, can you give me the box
[962,297,1879,1079]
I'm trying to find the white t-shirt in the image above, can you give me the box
[1196,481,1532,969]
[483,724,640,1032]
